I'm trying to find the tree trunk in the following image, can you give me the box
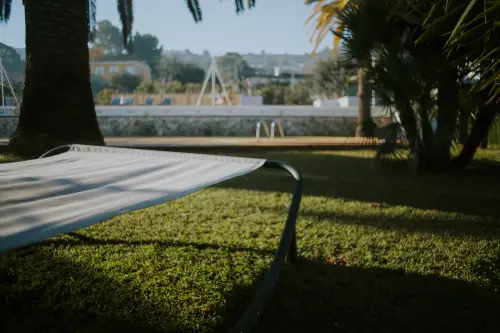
[451,99,498,169]
[395,100,417,148]
[356,68,374,137]
[480,133,488,149]
[9,0,104,158]
[458,108,470,144]
[434,67,458,167]
[416,91,436,171]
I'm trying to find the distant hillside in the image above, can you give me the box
[14,48,26,61]
[9,45,332,75]
[0,43,25,73]
[164,47,333,74]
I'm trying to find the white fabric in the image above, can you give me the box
[0,145,265,252]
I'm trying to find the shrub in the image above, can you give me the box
[135,81,158,94]
[110,73,142,93]
[90,75,110,96]
[259,84,312,105]
[96,89,113,105]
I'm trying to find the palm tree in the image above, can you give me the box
[409,0,500,168]
[333,0,464,170]
[335,0,500,171]
[306,0,375,137]
[0,0,256,157]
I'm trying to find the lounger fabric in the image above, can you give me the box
[0,145,265,252]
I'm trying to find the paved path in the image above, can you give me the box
[0,136,384,148]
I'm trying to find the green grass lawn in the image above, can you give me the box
[1,149,500,333]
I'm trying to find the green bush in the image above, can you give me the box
[96,88,113,105]
[167,80,185,93]
[90,75,110,96]
[488,122,500,146]
[110,73,142,93]
[285,84,313,105]
[185,82,202,93]
[260,85,285,105]
[259,84,312,105]
[135,81,158,94]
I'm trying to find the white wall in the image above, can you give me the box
[337,96,358,108]
[0,105,389,118]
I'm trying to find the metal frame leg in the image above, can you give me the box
[229,160,302,333]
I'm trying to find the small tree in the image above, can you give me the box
[96,88,113,105]
[185,82,202,93]
[175,62,205,84]
[158,57,205,84]
[90,75,110,97]
[167,81,185,93]
[110,73,142,93]
[217,52,255,82]
[313,56,355,99]
[260,85,312,105]
[135,81,158,94]
[261,85,285,105]
[285,84,313,105]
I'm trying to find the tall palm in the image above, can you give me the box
[407,0,500,168]
[306,0,375,137]
[0,0,256,157]
[337,0,494,170]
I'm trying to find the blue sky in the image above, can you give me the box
[0,0,331,55]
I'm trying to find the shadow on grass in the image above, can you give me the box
[251,258,500,333]
[215,151,500,220]
[273,206,500,238]
[2,241,499,333]
[40,232,277,256]
[0,239,275,333]
[0,250,166,333]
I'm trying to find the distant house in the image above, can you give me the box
[89,47,152,81]
[248,65,313,86]
[90,60,152,82]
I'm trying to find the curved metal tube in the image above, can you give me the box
[229,160,302,333]
[38,145,72,159]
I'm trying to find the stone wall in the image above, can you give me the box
[0,116,391,138]
[0,117,17,138]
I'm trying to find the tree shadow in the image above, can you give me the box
[2,236,499,333]
[249,258,500,333]
[214,151,500,219]
[0,249,170,333]
[41,231,276,257]
[267,206,500,238]
[0,235,276,333]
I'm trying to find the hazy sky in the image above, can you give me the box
[0,0,331,55]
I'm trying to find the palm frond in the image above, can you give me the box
[113,0,255,52]
[416,0,500,101]
[89,0,97,42]
[186,0,202,22]
[0,0,12,22]
[117,0,134,51]
[306,0,350,55]
[448,0,479,42]
[235,0,244,13]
